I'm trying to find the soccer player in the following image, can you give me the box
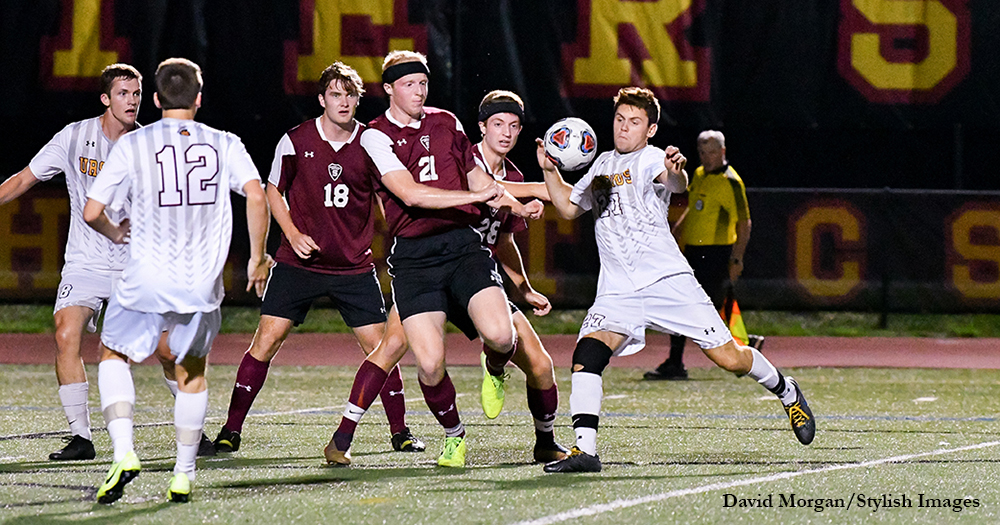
[212,62,424,455]
[469,90,567,462]
[83,58,271,503]
[0,64,148,461]
[537,87,815,473]
[323,50,543,468]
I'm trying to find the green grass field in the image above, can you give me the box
[2,364,998,523]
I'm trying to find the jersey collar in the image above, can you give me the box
[385,109,423,130]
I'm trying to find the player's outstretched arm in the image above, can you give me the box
[0,167,42,206]
[535,138,584,220]
[380,169,501,209]
[265,183,319,259]
[83,199,130,244]
[500,181,550,201]
[467,166,543,220]
[657,145,689,193]
[495,233,551,316]
[244,180,273,297]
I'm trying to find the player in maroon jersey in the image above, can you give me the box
[212,62,426,455]
[323,51,543,468]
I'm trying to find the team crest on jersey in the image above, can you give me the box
[179,128,190,136]
[328,163,342,181]
[420,135,430,151]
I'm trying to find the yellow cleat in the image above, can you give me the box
[480,353,508,419]
[96,451,141,504]
[168,472,192,503]
[437,436,467,468]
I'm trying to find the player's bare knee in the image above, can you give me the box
[481,328,514,354]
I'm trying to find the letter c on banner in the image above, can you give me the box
[790,202,866,301]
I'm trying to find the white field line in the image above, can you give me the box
[513,439,1000,525]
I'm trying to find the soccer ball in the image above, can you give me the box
[543,117,597,172]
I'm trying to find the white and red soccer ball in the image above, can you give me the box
[543,117,597,172]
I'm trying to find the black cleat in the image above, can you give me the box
[783,377,815,445]
[391,427,426,452]
[49,435,96,461]
[543,446,602,473]
[643,362,688,381]
[748,334,765,351]
[533,441,570,463]
[213,427,241,453]
[197,432,216,457]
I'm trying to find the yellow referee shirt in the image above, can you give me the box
[682,164,750,246]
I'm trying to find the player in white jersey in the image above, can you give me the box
[536,87,815,473]
[0,64,159,461]
[83,58,271,504]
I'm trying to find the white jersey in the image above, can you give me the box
[87,118,261,313]
[28,116,131,271]
[570,145,693,296]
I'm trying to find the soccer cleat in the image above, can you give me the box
[748,334,766,351]
[643,362,688,381]
[49,435,96,461]
[213,427,241,453]
[323,435,352,466]
[437,436,467,468]
[391,427,426,452]
[96,451,141,504]
[480,353,508,419]
[197,433,216,457]
[543,446,602,473]
[533,441,570,463]
[167,472,192,503]
[783,377,815,445]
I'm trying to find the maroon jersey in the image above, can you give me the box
[362,107,480,238]
[471,144,528,257]
[268,119,377,274]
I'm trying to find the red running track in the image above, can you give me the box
[1,333,998,369]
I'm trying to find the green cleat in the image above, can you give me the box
[167,472,192,503]
[95,451,141,504]
[437,436,467,468]
[480,353,508,419]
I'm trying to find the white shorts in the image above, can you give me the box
[578,272,732,356]
[100,293,221,363]
[53,265,121,333]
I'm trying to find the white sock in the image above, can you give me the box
[746,348,795,404]
[164,376,179,397]
[58,382,92,440]
[174,390,208,480]
[444,423,465,438]
[98,360,135,462]
[569,372,603,456]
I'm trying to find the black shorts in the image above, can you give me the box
[684,244,732,309]
[388,227,504,323]
[260,263,387,327]
[447,299,519,341]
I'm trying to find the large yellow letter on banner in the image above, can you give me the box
[574,0,697,88]
[850,0,956,91]
[0,198,67,290]
[53,0,118,78]
[793,205,865,299]
[949,209,1000,300]
[295,0,415,85]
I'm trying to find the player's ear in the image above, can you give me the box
[153,93,162,109]
[647,122,658,139]
[318,93,326,109]
[195,92,202,109]
[478,121,487,135]
[383,83,393,97]
[100,93,111,108]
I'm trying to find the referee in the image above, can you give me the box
[645,130,762,380]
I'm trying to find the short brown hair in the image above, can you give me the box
[382,50,428,71]
[155,58,203,110]
[480,90,524,110]
[613,87,660,125]
[319,62,364,97]
[100,63,142,96]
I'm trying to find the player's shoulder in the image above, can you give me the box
[503,157,525,182]
[54,116,100,137]
[286,118,316,138]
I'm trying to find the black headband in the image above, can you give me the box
[478,101,524,122]
[382,61,430,85]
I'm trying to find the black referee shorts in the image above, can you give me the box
[260,263,387,327]
[388,227,504,324]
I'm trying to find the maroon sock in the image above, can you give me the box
[224,352,270,433]
[483,340,516,377]
[418,372,463,435]
[379,365,407,435]
[334,360,390,449]
[526,384,559,443]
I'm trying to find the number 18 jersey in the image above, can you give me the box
[87,118,261,313]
